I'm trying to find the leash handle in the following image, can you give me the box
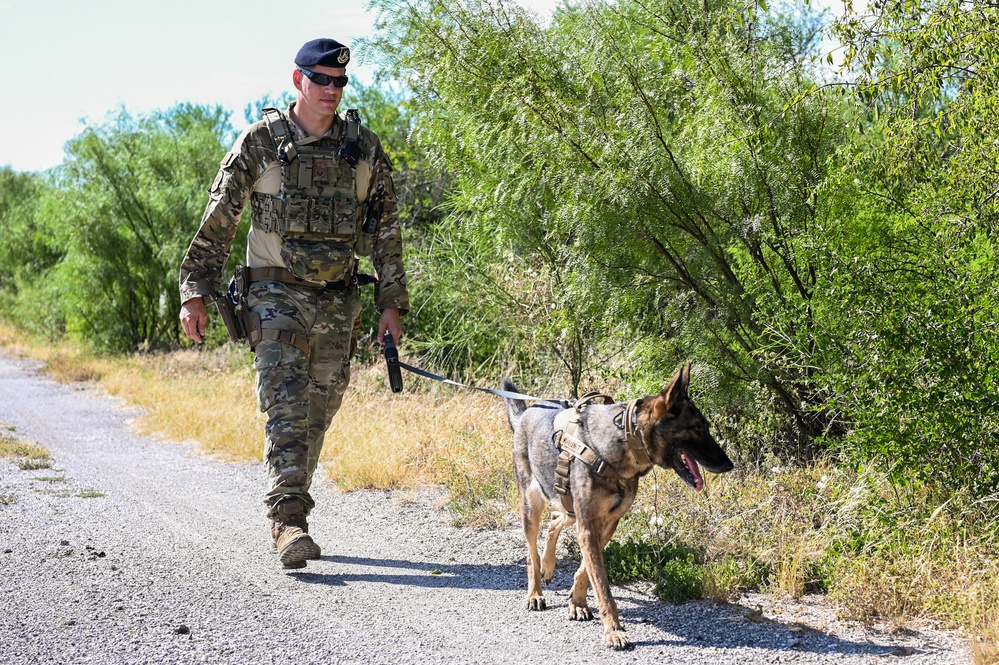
[383,332,404,393]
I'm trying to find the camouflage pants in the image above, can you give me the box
[247,279,361,517]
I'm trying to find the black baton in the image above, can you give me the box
[383,332,403,393]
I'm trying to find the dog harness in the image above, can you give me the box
[552,394,652,518]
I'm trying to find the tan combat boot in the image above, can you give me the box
[270,499,321,569]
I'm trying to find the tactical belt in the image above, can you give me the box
[238,266,375,357]
[553,394,652,518]
[246,266,376,291]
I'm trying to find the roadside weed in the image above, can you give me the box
[1,433,52,470]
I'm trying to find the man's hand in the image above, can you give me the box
[377,307,402,345]
[180,297,208,344]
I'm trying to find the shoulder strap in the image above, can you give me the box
[344,108,361,144]
[261,107,298,164]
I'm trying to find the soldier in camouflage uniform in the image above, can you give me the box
[178,38,409,569]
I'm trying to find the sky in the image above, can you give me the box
[0,0,837,173]
[0,0,565,173]
[0,0,389,172]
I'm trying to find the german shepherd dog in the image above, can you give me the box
[503,365,733,650]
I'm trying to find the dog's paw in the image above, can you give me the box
[541,566,555,585]
[526,595,547,611]
[603,630,631,650]
[567,601,592,621]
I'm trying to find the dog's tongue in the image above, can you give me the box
[685,453,704,492]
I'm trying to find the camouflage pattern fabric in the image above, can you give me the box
[178,104,409,314]
[177,104,409,515]
[249,279,361,515]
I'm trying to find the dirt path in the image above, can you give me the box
[0,353,970,664]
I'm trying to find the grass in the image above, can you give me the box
[2,321,997,657]
[0,323,515,525]
[0,494,16,505]
[0,429,52,470]
[610,463,999,663]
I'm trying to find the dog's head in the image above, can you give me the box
[639,364,733,491]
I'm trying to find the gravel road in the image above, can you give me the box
[0,353,971,664]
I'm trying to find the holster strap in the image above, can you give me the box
[250,328,311,356]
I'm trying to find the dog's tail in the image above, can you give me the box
[501,378,527,431]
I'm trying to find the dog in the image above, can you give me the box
[502,364,734,650]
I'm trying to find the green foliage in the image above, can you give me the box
[0,104,234,351]
[604,538,706,602]
[0,169,63,335]
[817,0,999,497]
[369,0,849,445]
[362,0,999,499]
[243,91,295,125]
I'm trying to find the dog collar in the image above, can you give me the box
[622,400,652,466]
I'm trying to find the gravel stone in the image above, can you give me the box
[0,353,971,664]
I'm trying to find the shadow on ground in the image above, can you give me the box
[289,553,911,657]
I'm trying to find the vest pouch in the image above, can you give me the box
[329,200,359,241]
[283,197,311,234]
[280,238,354,283]
[307,200,335,235]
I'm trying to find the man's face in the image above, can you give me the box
[294,64,346,117]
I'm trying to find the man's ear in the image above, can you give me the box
[292,69,304,92]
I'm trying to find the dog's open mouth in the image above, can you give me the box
[674,449,705,492]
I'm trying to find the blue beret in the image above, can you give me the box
[295,38,350,68]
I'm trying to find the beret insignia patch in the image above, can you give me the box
[338,48,350,64]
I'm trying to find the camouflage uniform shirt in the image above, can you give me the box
[179,103,409,314]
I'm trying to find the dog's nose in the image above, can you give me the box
[703,457,734,474]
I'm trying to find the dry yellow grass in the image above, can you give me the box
[974,615,999,665]
[0,324,513,516]
[0,431,51,462]
[324,363,515,525]
[3,322,997,648]
[0,419,52,470]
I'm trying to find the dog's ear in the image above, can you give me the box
[655,364,689,418]
[651,395,667,421]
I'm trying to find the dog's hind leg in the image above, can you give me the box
[521,479,548,611]
[540,509,573,584]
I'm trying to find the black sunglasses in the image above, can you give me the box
[298,67,349,88]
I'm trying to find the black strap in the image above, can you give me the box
[247,266,375,291]
[397,361,553,402]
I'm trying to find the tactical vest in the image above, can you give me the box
[250,108,370,283]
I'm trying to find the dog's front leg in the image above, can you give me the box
[567,558,593,621]
[576,522,630,649]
